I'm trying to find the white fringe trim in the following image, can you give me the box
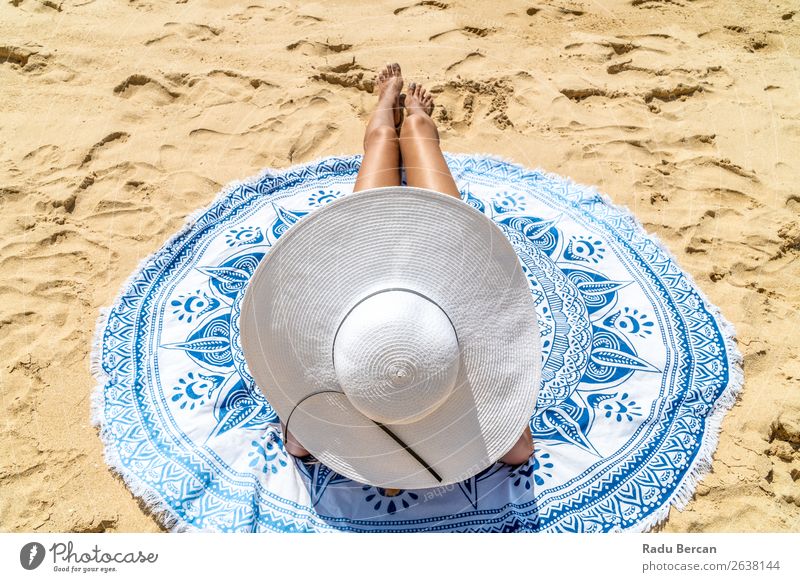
[89,152,744,533]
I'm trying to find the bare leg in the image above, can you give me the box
[499,424,535,466]
[284,73,531,467]
[353,62,404,192]
[280,420,312,459]
[283,65,407,460]
[398,81,460,199]
[400,81,531,466]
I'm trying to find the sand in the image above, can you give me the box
[1,0,799,532]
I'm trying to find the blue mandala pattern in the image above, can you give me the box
[92,154,741,532]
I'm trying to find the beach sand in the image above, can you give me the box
[1,0,798,532]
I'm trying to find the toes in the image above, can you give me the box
[390,62,401,77]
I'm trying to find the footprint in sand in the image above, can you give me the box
[559,32,730,113]
[313,58,375,93]
[113,74,182,105]
[181,69,278,107]
[430,78,515,131]
[0,45,35,67]
[8,0,63,11]
[81,132,130,168]
[764,400,800,508]
[286,40,352,56]
[444,52,485,74]
[228,5,265,23]
[393,1,449,16]
[698,24,776,53]
[429,27,491,42]
[523,4,584,18]
[144,22,223,46]
[0,44,58,75]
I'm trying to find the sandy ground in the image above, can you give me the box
[1,0,799,532]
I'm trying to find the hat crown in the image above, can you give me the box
[332,289,460,425]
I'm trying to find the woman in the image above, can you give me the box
[281,62,535,472]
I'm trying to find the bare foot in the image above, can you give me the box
[375,62,404,131]
[405,81,434,117]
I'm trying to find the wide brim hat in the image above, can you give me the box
[240,186,542,490]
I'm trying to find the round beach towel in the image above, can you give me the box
[90,153,743,532]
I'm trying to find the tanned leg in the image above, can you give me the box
[400,81,532,466]
[398,81,461,199]
[283,64,406,460]
[353,62,404,192]
[282,72,534,468]
[499,424,535,466]
[281,420,312,459]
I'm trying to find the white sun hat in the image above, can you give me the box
[240,186,542,490]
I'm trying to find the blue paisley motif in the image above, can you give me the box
[162,313,233,369]
[212,378,277,437]
[497,214,561,257]
[198,252,264,299]
[584,327,660,385]
[461,188,485,214]
[562,267,631,315]
[271,203,308,239]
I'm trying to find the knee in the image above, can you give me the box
[364,125,398,148]
[401,113,434,135]
[499,433,534,466]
